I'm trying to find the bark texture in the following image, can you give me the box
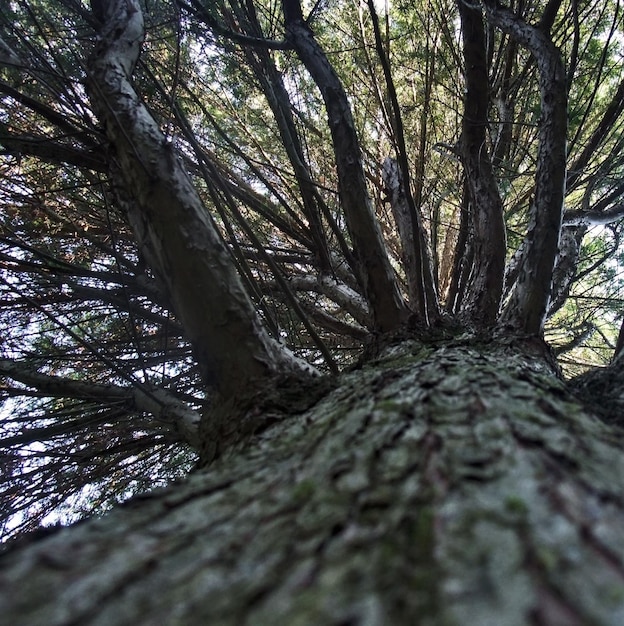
[86,0,313,394]
[2,338,624,625]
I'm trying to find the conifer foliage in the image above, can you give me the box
[1,0,624,542]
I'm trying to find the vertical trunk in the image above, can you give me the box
[457,1,506,326]
[492,34,518,168]
[2,338,624,624]
[548,224,586,316]
[86,0,313,394]
[486,3,568,333]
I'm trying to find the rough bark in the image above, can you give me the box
[457,1,506,326]
[548,224,586,316]
[573,350,624,427]
[2,338,624,625]
[86,0,314,395]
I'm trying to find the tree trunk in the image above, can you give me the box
[2,337,624,625]
[486,2,568,334]
[457,0,506,325]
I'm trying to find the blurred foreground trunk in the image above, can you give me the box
[2,337,624,625]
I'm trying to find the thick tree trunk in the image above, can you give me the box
[2,337,624,625]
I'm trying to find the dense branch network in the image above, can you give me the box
[0,0,624,539]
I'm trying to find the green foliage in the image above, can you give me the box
[2,0,624,541]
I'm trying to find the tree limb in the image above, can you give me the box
[86,0,316,394]
[282,0,408,332]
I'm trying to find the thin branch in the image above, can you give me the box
[367,0,439,323]
[0,359,201,448]
[177,0,290,50]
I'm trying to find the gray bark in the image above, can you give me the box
[86,0,314,395]
[382,157,429,311]
[2,338,624,625]
[548,224,586,317]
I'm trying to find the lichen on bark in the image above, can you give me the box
[2,338,624,625]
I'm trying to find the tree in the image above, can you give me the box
[1,0,624,622]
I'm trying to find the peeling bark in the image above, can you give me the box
[2,338,624,624]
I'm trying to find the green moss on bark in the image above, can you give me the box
[2,339,624,625]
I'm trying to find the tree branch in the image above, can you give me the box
[0,359,201,448]
[563,203,624,227]
[0,126,105,171]
[282,0,408,332]
[177,0,290,50]
[86,0,316,394]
